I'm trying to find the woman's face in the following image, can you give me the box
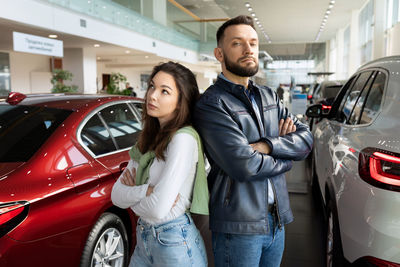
[146,71,180,126]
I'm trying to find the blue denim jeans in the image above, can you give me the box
[212,212,285,267]
[129,213,207,267]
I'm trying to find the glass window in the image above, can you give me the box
[337,71,373,123]
[81,114,117,156]
[0,52,11,97]
[360,71,386,124]
[348,72,376,125]
[386,0,400,29]
[0,105,72,162]
[359,0,374,64]
[98,103,142,150]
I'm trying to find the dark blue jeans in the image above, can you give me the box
[212,213,285,267]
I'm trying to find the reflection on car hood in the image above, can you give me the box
[0,162,25,181]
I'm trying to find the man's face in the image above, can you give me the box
[218,24,259,77]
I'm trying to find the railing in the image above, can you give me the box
[44,0,201,51]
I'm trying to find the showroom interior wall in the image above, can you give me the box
[0,0,204,94]
[328,0,400,81]
[8,51,52,94]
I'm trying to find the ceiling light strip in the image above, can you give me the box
[315,0,335,41]
[245,2,271,43]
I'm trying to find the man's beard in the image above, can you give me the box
[224,53,259,77]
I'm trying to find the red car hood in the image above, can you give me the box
[0,162,25,180]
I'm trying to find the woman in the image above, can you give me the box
[111,61,208,267]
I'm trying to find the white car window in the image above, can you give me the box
[336,71,373,123]
[359,71,385,124]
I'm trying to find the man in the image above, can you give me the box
[276,83,284,101]
[126,82,137,97]
[193,15,313,267]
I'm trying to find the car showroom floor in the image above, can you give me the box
[194,159,326,267]
[282,159,325,267]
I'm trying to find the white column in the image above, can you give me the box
[63,48,84,92]
[83,48,97,94]
[335,28,345,80]
[63,48,97,94]
[349,9,361,74]
[372,0,386,59]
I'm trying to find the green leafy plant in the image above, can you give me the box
[51,69,78,93]
[107,72,127,95]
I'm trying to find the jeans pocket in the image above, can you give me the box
[157,226,185,247]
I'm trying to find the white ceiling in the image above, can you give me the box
[178,0,368,44]
[0,0,369,62]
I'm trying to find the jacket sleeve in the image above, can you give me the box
[262,95,313,161]
[194,95,292,183]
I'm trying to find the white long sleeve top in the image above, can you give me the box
[111,132,198,225]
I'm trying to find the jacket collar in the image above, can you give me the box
[215,74,260,96]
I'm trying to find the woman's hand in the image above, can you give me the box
[120,168,136,186]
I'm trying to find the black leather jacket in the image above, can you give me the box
[193,77,313,234]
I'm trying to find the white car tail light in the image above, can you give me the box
[359,148,400,191]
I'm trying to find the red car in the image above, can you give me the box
[0,93,143,267]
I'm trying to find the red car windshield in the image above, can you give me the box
[0,105,72,162]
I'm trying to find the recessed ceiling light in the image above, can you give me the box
[268,40,272,43]
[125,50,131,54]
[94,44,100,47]
[145,55,149,59]
[254,17,259,21]
[326,10,331,14]
[97,57,101,60]
[248,7,253,11]
[329,4,333,8]
[48,34,58,38]
[330,0,335,4]
[251,12,256,17]
[245,2,250,7]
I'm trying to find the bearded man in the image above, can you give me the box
[193,15,313,267]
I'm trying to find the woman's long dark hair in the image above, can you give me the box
[137,61,199,160]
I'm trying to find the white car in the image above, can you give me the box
[306,56,400,267]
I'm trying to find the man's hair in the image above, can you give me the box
[216,15,255,46]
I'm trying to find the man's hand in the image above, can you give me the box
[250,117,297,154]
[250,141,271,154]
[120,168,136,186]
[279,117,296,136]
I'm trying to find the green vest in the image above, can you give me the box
[129,126,209,215]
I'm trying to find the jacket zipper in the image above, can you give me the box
[271,182,282,229]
